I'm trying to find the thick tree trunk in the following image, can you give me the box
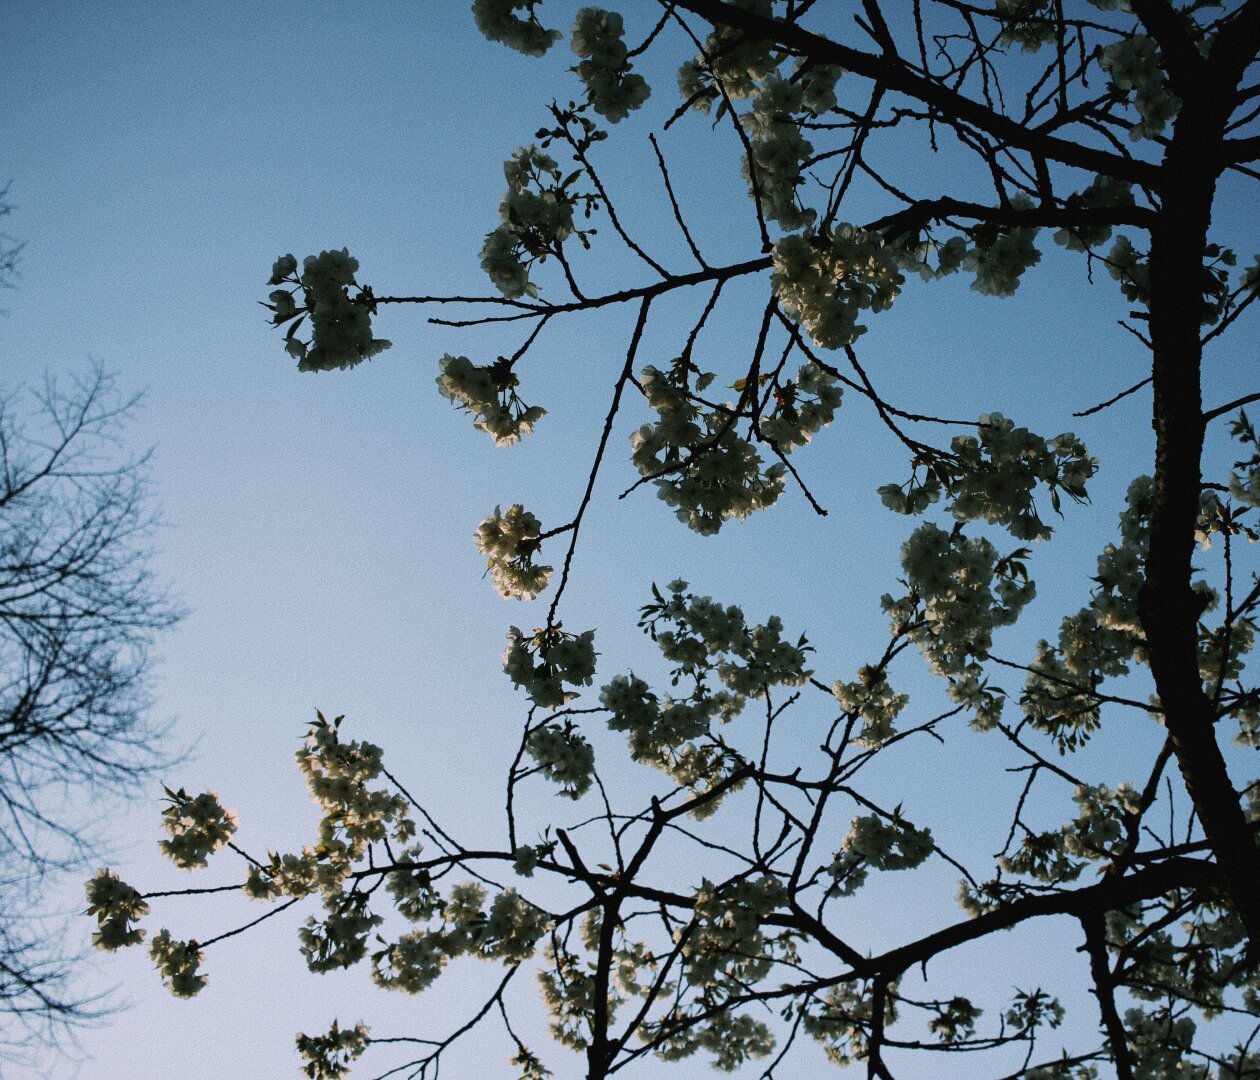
[1138,56,1260,949]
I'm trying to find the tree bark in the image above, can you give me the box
[1136,6,1260,951]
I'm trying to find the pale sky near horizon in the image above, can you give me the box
[2,2,1257,1078]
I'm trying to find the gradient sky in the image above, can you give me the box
[3,2,1257,1078]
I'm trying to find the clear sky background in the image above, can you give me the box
[2,2,1257,1078]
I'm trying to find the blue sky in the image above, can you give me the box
[3,2,1257,1078]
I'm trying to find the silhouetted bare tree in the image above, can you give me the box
[0,364,179,1047]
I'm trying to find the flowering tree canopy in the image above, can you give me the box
[96,2,1260,1078]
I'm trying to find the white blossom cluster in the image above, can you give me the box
[300,890,383,973]
[742,76,818,230]
[728,614,813,694]
[244,848,327,902]
[999,823,1085,885]
[1229,411,1260,508]
[1245,254,1260,295]
[675,0,777,111]
[266,250,392,372]
[608,934,656,999]
[371,925,450,995]
[526,720,596,798]
[927,996,983,1045]
[373,884,548,993]
[474,504,553,600]
[994,0,1057,50]
[950,414,1094,539]
[601,672,722,774]
[758,362,843,452]
[827,812,934,895]
[385,850,440,922]
[885,523,1035,677]
[295,713,413,862]
[630,366,787,534]
[570,8,650,123]
[1106,903,1244,1022]
[771,227,907,349]
[437,354,545,447]
[1099,34,1181,141]
[512,1047,556,1080]
[1021,481,1150,749]
[503,624,597,708]
[1020,476,1250,750]
[1106,234,1150,305]
[1004,989,1065,1035]
[1018,477,1241,751]
[512,840,553,877]
[1122,1009,1206,1079]
[158,788,238,870]
[481,146,577,298]
[480,886,551,961]
[918,204,1045,297]
[880,412,1097,542]
[1199,604,1256,688]
[537,910,606,1050]
[237,718,419,973]
[250,729,549,993]
[831,666,908,747]
[801,978,901,1067]
[472,0,560,56]
[685,876,784,989]
[944,665,1007,732]
[85,868,150,950]
[637,583,809,701]
[149,928,207,998]
[1062,782,1140,861]
[600,584,807,807]
[929,234,969,280]
[295,1020,371,1080]
[795,59,844,116]
[653,1008,776,1071]
[1052,175,1135,253]
[963,206,1042,298]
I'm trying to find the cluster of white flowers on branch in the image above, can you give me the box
[878,412,1097,541]
[831,665,908,748]
[296,1020,370,1080]
[481,145,593,299]
[599,581,809,807]
[628,357,840,535]
[84,868,149,951]
[771,227,907,349]
[148,929,206,999]
[503,623,597,709]
[676,0,778,109]
[571,8,650,122]
[158,788,238,870]
[471,0,560,57]
[265,251,391,372]
[629,364,787,534]
[885,522,1036,678]
[437,353,546,447]
[827,811,935,896]
[373,883,549,993]
[1229,411,1260,508]
[474,503,554,600]
[1099,34,1181,141]
[742,75,823,230]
